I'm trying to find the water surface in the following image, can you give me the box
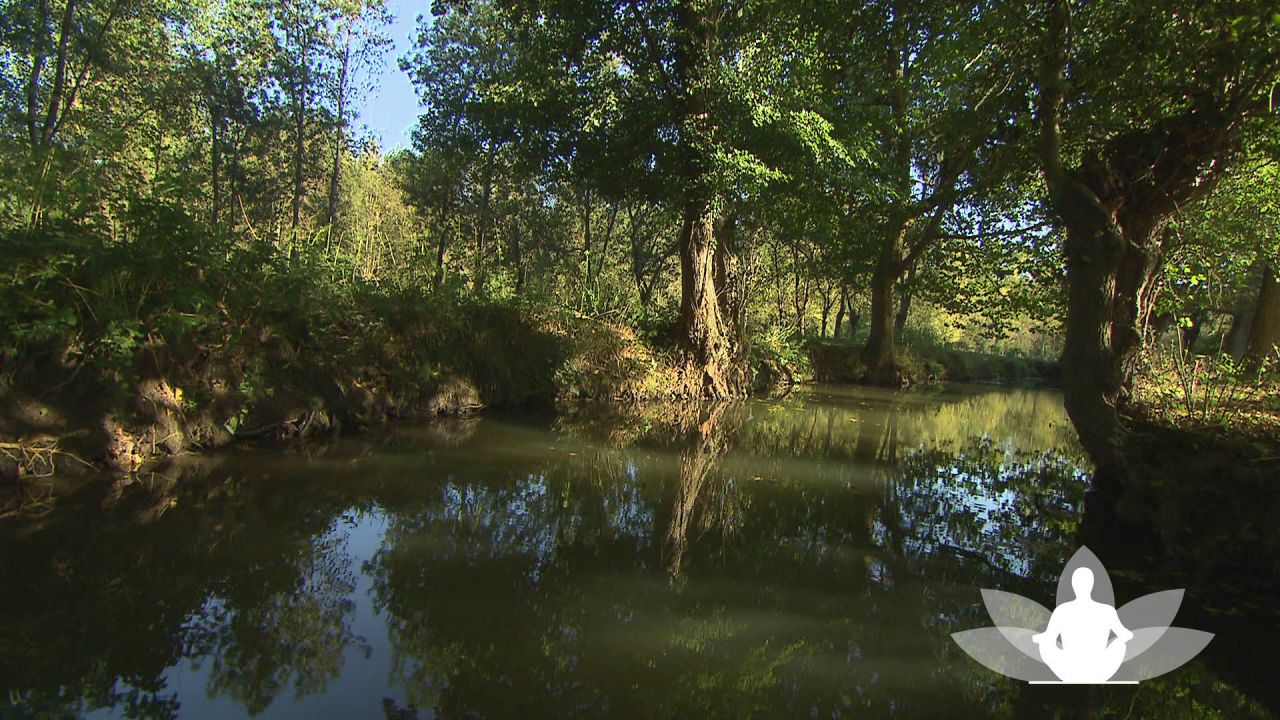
[1,385,1273,719]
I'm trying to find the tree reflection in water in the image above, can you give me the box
[0,386,1274,719]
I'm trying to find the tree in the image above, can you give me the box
[324,0,390,229]
[269,0,337,237]
[404,0,845,396]
[1031,0,1280,469]
[0,0,176,226]
[814,0,1030,383]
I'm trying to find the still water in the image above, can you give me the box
[0,385,1274,719]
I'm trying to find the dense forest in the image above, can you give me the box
[4,2,1280,718]
[0,0,1278,482]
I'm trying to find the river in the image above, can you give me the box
[1,384,1274,719]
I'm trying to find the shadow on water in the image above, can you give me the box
[0,384,1274,719]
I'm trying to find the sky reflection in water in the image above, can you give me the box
[0,385,1271,719]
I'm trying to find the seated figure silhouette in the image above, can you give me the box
[1032,567,1134,683]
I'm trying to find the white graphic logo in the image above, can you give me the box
[952,546,1213,684]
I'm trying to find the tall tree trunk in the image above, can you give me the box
[1244,264,1280,369]
[834,284,848,338]
[1056,212,1165,469]
[772,244,785,327]
[626,202,655,305]
[291,64,308,235]
[26,0,51,147]
[40,0,77,147]
[894,290,912,335]
[327,30,351,230]
[672,2,743,397]
[210,115,221,229]
[596,204,618,285]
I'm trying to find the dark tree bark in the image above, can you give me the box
[863,234,902,383]
[1036,0,1252,471]
[1244,264,1280,369]
[833,284,848,337]
[39,0,78,147]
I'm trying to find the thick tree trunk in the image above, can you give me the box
[677,201,744,397]
[863,220,906,385]
[671,2,744,398]
[1057,205,1166,471]
[1225,313,1253,359]
[1035,0,1235,473]
[1244,264,1280,369]
[864,265,899,384]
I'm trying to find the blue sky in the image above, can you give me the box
[351,0,429,152]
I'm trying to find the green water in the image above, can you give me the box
[0,385,1274,719]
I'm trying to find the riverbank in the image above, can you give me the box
[0,228,686,483]
[0,228,1081,488]
[805,337,1061,386]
